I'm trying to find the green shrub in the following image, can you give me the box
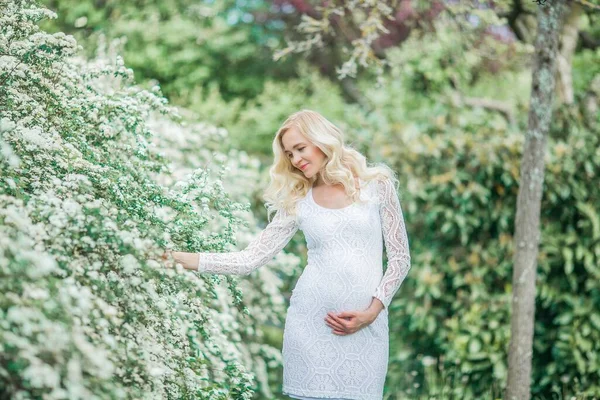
[0,2,300,398]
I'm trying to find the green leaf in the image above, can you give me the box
[493,361,507,380]
[563,247,574,274]
[590,314,600,330]
[554,313,573,325]
[576,202,600,240]
[468,338,482,353]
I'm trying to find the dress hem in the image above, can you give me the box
[282,385,382,400]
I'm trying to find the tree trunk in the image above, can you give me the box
[505,2,565,400]
[556,2,583,105]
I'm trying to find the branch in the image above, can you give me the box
[449,91,516,126]
[569,0,600,12]
[501,0,537,42]
[0,55,23,88]
[340,78,372,111]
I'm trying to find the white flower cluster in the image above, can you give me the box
[1,1,300,399]
[149,104,303,399]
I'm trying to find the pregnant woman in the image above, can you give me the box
[164,109,411,400]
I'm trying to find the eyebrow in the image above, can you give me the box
[283,143,305,154]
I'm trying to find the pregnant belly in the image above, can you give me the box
[293,265,379,305]
[285,286,389,346]
[290,277,376,318]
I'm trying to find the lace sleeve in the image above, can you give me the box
[197,208,299,276]
[372,177,411,309]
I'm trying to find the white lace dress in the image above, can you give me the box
[197,177,411,400]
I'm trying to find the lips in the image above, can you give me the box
[300,163,309,170]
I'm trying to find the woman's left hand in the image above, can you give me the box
[324,310,376,336]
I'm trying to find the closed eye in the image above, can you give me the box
[287,147,305,158]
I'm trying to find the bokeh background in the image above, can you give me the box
[1,0,599,399]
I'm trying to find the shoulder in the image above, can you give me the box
[370,176,400,204]
[354,177,385,206]
[367,175,394,191]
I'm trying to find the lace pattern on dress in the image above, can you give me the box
[371,177,411,309]
[197,208,298,275]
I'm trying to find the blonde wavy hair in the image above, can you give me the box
[263,109,398,220]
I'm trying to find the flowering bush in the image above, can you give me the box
[0,1,299,398]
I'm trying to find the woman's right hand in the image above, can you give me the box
[161,250,199,271]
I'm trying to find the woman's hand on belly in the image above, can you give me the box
[324,310,376,336]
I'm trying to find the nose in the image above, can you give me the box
[292,154,304,167]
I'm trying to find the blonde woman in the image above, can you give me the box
[165,109,411,400]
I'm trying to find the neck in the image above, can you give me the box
[313,173,358,189]
[313,173,325,187]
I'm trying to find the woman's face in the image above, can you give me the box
[281,126,327,179]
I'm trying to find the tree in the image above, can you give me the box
[505,2,565,399]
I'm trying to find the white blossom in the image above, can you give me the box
[0,1,299,398]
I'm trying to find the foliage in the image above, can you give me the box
[38,0,300,104]
[0,1,301,398]
[4,0,600,398]
[274,1,396,80]
[358,33,600,399]
[199,63,367,159]
[149,111,304,399]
